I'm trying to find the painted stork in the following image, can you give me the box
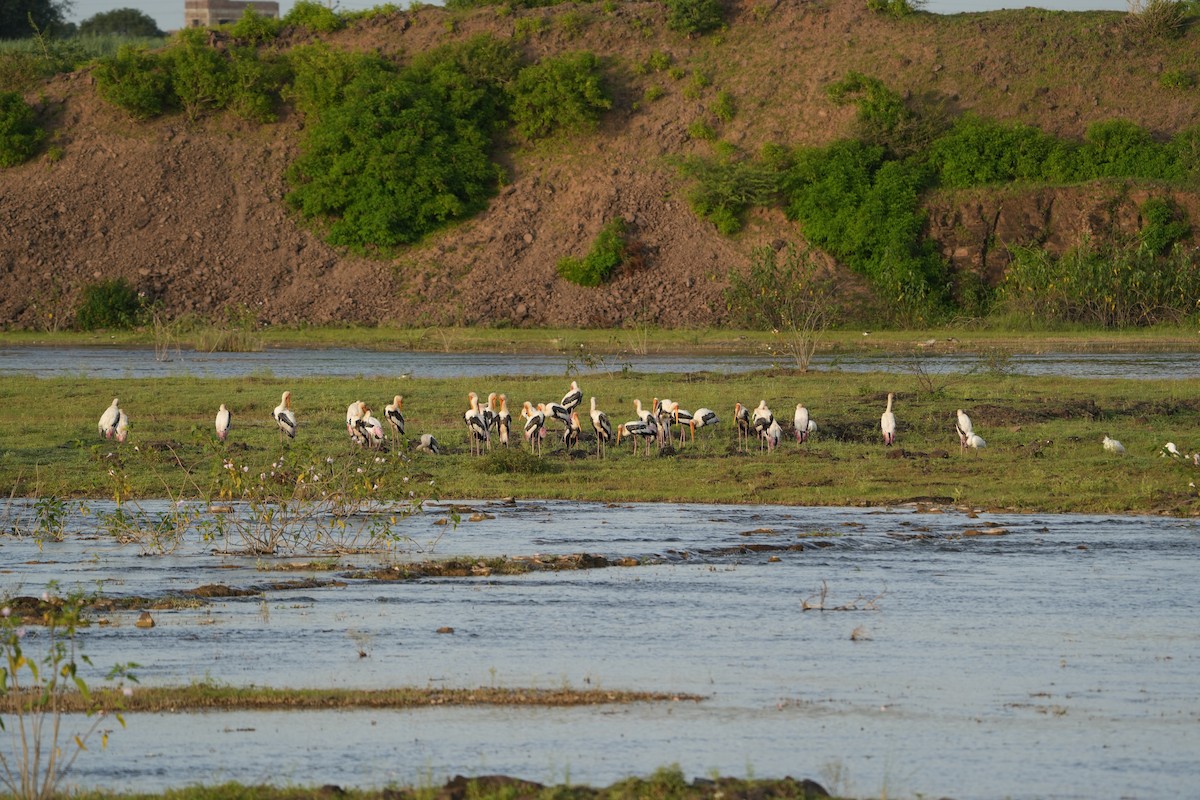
[347,400,368,447]
[955,409,974,451]
[482,392,499,436]
[686,408,719,442]
[114,409,129,443]
[564,410,582,451]
[273,391,296,441]
[360,405,384,450]
[794,404,810,444]
[561,380,583,413]
[497,394,512,447]
[215,404,231,442]
[733,402,752,451]
[966,433,987,450]
[385,395,405,440]
[752,401,774,451]
[590,397,613,457]
[522,401,546,456]
[415,433,442,455]
[617,416,658,455]
[465,392,489,455]
[763,419,783,452]
[1103,435,1125,455]
[544,399,572,429]
[99,398,121,439]
[881,393,896,446]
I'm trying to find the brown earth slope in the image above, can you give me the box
[1,2,1197,330]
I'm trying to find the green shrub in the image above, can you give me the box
[682,69,710,99]
[866,0,922,17]
[170,28,232,121]
[999,240,1200,327]
[509,51,611,140]
[93,45,174,120]
[674,149,783,235]
[284,1,345,32]
[825,71,940,158]
[687,119,715,140]
[286,44,380,122]
[1124,0,1189,39]
[784,140,947,319]
[646,51,672,72]
[711,89,735,122]
[76,278,145,330]
[286,40,509,250]
[557,10,588,38]
[664,0,725,36]
[668,66,686,80]
[0,90,44,167]
[929,114,1062,187]
[513,16,548,41]
[557,218,628,286]
[1139,197,1190,256]
[643,85,665,102]
[1159,69,1195,89]
[226,47,289,122]
[230,7,283,44]
[1075,118,1182,181]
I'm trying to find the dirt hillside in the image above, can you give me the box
[1,2,1197,330]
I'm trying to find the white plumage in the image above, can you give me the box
[881,393,896,446]
[215,404,231,442]
[99,398,120,439]
[1103,435,1125,455]
[273,391,296,440]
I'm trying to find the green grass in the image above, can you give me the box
[2,324,1198,355]
[22,683,699,713]
[3,367,1200,514]
[58,768,847,800]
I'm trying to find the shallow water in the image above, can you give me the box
[3,500,1198,798]
[5,345,1200,380]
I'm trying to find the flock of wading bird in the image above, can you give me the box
[95,381,997,457]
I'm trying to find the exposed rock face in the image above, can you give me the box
[1,3,1196,329]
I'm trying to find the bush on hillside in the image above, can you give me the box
[75,278,145,330]
[0,90,44,167]
[784,140,947,320]
[229,7,282,44]
[1139,197,1191,256]
[664,0,725,36]
[284,1,345,33]
[286,41,509,250]
[226,47,290,122]
[674,147,785,235]
[929,114,1063,187]
[1074,118,1183,181]
[286,44,381,121]
[170,28,231,121]
[866,0,923,17]
[557,219,628,287]
[93,45,173,119]
[1124,0,1190,40]
[825,72,942,158]
[508,51,611,140]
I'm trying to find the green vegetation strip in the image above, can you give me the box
[4,365,1200,516]
[26,685,702,713]
[55,768,836,800]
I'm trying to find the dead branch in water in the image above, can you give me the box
[801,580,887,611]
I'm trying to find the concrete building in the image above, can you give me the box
[184,1,280,27]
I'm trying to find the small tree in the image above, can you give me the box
[78,9,164,37]
[0,92,43,167]
[726,244,837,372]
[1,587,137,800]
